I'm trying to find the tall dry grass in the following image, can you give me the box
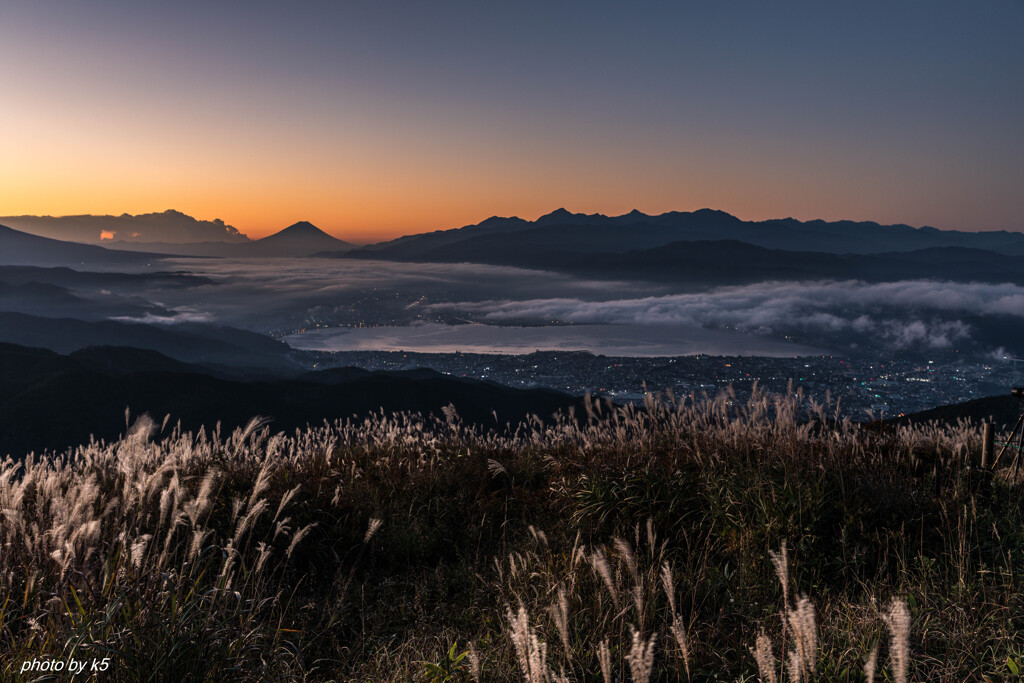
[0,386,1020,680]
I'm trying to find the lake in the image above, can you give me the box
[284,322,826,357]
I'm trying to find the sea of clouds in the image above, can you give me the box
[120,258,1024,356]
[426,280,1024,352]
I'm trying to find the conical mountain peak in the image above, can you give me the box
[253,220,352,255]
[280,221,327,235]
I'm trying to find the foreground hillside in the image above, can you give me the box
[1,390,1021,681]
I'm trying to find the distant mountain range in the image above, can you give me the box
[0,342,580,457]
[0,210,247,245]
[104,220,354,257]
[340,208,1024,259]
[0,223,172,267]
[71,221,355,258]
[0,215,381,268]
[1,212,354,258]
[7,205,1024,297]
[312,208,1024,285]
[9,208,1024,274]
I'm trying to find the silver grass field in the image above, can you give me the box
[0,387,1021,681]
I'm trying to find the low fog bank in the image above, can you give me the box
[2,257,1023,360]
[426,279,1024,357]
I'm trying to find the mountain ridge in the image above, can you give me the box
[329,228,1024,288]
[337,208,1024,261]
[2,214,356,258]
[249,221,353,256]
[0,210,247,245]
[0,223,174,267]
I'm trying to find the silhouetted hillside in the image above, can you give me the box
[579,242,1024,285]
[0,265,210,289]
[0,266,214,321]
[0,224,171,267]
[892,393,1021,432]
[0,210,247,245]
[344,230,1024,286]
[0,313,296,372]
[0,343,581,457]
[338,208,1024,262]
[0,280,177,320]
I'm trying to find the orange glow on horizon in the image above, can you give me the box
[3,67,1020,240]
[3,72,1019,242]
[3,193,1021,245]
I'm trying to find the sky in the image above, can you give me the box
[1,1,1022,242]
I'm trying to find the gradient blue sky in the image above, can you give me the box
[2,1,1021,240]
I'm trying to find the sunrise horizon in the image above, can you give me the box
[4,2,1021,243]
